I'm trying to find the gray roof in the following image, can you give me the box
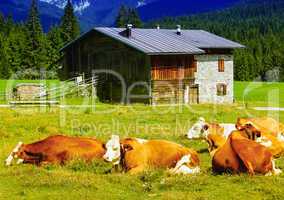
[61,27,245,55]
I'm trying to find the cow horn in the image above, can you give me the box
[5,142,23,166]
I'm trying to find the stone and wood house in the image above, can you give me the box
[60,25,244,104]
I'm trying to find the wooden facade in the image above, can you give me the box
[150,55,197,104]
[61,31,151,103]
[59,26,245,105]
[61,30,233,104]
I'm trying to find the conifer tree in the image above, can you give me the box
[115,5,143,28]
[0,12,4,30]
[60,0,80,43]
[46,26,64,72]
[129,8,143,28]
[0,33,10,78]
[116,5,128,28]
[25,0,47,70]
[26,0,43,50]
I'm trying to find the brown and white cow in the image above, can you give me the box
[236,117,284,157]
[103,135,200,175]
[5,135,106,166]
[204,124,227,157]
[212,124,281,175]
[186,118,236,155]
[236,117,284,139]
[187,118,236,140]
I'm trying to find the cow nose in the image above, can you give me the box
[103,154,110,161]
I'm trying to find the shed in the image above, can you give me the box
[60,26,244,104]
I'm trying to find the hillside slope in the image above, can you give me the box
[138,0,241,21]
[0,0,158,31]
[0,0,244,31]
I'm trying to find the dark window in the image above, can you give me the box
[218,59,225,72]
[217,84,227,96]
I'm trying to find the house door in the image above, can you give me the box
[188,85,199,104]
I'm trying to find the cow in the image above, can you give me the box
[5,135,106,166]
[103,135,200,175]
[204,124,227,157]
[186,118,236,154]
[187,117,236,140]
[236,117,284,157]
[212,124,281,175]
[236,117,284,140]
[255,134,284,158]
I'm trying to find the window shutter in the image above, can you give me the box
[218,59,225,72]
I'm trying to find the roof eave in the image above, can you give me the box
[200,45,246,49]
[59,29,95,52]
[146,51,205,56]
[94,28,151,55]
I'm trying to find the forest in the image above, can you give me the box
[147,0,284,81]
[0,0,284,81]
[0,0,80,79]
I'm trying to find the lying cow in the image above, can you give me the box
[187,118,236,154]
[236,117,284,140]
[103,135,200,175]
[236,117,284,157]
[5,135,106,166]
[187,117,236,140]
[212,124,281,175]
[204,124,227,156]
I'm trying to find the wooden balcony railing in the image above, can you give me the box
[151,67,195,81]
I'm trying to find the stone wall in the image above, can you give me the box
[194,54,234,104]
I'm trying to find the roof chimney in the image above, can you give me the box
[125,24,133,38]
[176,25,181,35]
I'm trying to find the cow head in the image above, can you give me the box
[241,124,261,140]
[5,142,24,166]
[103,135,121,165]
[187,117,207,139]
[235,118,257,131]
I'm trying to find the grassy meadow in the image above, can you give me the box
[1,80,284,106]
[234,81,284,107]
[0,81,284,199]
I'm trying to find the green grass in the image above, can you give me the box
[1,80,284,107]
[1,104,284,199]
[0,80,284,199]
[0,80,60,104]
[234,81,284,107]
[0,80,60,92]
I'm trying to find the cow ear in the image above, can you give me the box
[122,144,133,152]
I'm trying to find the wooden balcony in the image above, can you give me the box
[151,67,196,81]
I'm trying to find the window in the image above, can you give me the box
[217,84,227,96]
[218,59,225,72]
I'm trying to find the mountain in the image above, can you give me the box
[0,0,273,32]
[0,0,158,31]
[0,0,63,32]
[137,0,242,21]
